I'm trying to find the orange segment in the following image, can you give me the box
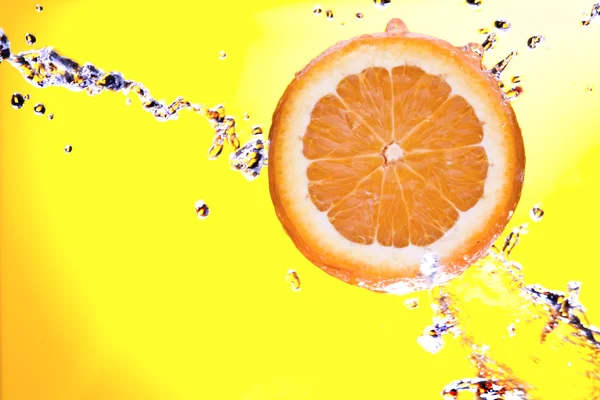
[303,94,382,159]
[401,95,484,151]
[269,18,525,294]
[376,167,410,248]
[336,67,394,143]
[404,147,488,212]
[391,66,452,141]
[307,156,383,212]
[395,162,460,247]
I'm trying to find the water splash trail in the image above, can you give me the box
[0,28,268,181]
[418,208,600,398]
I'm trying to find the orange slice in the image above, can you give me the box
[268,19,525,294]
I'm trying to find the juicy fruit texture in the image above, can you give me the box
[305,66,488,248]
[269,18,525,294]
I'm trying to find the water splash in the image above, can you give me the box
[0,28,268,180]
[581,3,600,26]
[417,206,600,398]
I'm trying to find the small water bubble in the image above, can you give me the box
[11,93,25,109]
[527,35,545,49]
[24,94,30,100]
[404,298,419,309]
[25,33,36,46]
[325,9,334,19]
[47,113,54,120]
[286,270,301,291]
[125,97,132,106]
[478,28,489,34]
[64,144,72,154]
[36,4,43,12]
[33,103,46,115]
[511,75,521,84]
[530,204,544,222]
[313,5,322,15]
[466,0,482,8]
[494,19,511,31]
[373,0,391,10]
[417,329,444,354]
[219,50,227,60]
[194,200,210,220]
[356,12,364,19]
[507,323,516,337]
[243,112,250,120]
[588,84,594,93]
[340,22,345,28]
[251,126,263,136]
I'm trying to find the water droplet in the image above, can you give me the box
[478,28,489,34]
[466,0,482,8]
[286,270,301,291]
[527,35,545,49]
[373,0,391,10]
[511,75,522,84]
[505,86,524,101]
[530,204,544,222]
[125,97,132,106]
[219,50,227,60]
[507,323,516,337]
[404,298,419,309]
[194,200,210,219]
[494,19,511,31]
[33,103,46,115]
[64,144,72,154]
[482,32,497,52]
[417,328,444,354]
[243,112,250,120]
[36,4,43,12]
[313,5,322,15]
[24,94,30,100]
[325,9,334,19]
[356,12,364,19]
[340,22,345,28]
[11,93,25,109]
[251,126,263,136]
[47,113,54,120]
[25,33,36,46]
[588,84,594,93]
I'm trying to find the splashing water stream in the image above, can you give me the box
[0,28,268,182]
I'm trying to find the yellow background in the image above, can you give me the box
[1,0,599,398]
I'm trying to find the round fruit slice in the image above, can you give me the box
[268,19,525,294]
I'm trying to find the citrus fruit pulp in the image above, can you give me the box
[268,19,525,294]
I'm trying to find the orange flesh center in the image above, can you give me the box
[303,66,489,248]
